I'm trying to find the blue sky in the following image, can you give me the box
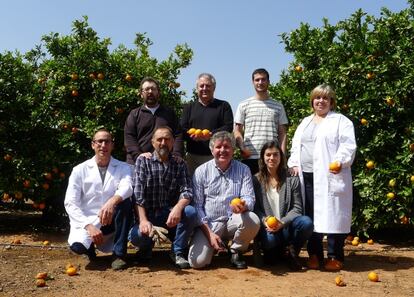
[0,0,408,112]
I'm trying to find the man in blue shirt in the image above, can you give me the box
[189,131,260,269]
[128,127,198,269]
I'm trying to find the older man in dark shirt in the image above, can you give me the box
[128,126,197,269]
[124,77,183,164]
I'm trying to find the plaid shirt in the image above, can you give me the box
[134,154,192,211]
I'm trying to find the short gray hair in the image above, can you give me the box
[196,73,216,89]
[209,131,236,150]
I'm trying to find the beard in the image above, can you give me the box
[157,147,170,159]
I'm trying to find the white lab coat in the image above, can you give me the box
[64,156,133,252]
[288,111,356,233]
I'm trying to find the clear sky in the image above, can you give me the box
[0,0,408,112]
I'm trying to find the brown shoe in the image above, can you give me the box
[324,258,343,271]
[306,255,320,270]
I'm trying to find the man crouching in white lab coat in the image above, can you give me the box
[65,128,133,270]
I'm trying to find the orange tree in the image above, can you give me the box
[0,17,192,221]
[271,1,414,235]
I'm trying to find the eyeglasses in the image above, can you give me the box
[141,87,158,94]
[92,139,113,145]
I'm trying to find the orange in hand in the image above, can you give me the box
[230,197,245,207]
[194,129,202,136]
[187,128,196,135]
[329,161,341,172]
[266,216,279,229]
[201,129,210,136]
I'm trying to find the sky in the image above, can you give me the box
[0,0,409,112]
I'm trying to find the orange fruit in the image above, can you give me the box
[2,193,11,202]
[23,180,31,188]
[59,172,66,179]
[65,263,75,270]
[366,72,375,80]
[388,179,396,187]
[367,239,374,245]
[294,65,303,72]
[42,183,50,190]
[385,97,395,106]
[400,216,409,224]
[66,266,77,276]
[44,172,53,181]
[71,89,79,97]
[360,118,368,125]
[38,202,46,210]
[230,197,244,207]
[70,73,78,81]
[266,216,279,229]
[14,191,23,200]
[410,175,414,183]
[89,73,96,79]
[368,271,379,282]
[12,238,22,244]
[366,160,375,170]
[43,240,50,246]
[410,143,414,152]
[97,72,105,80]
[125,74,133,82]
[4,154,12,161]
[36,272,48,279]
[35,279,46,287]
[335,275,346,287]
[187,128,196,135]
[194,129,202,136]
[201,129,210,136]
[329,161,341,172]
[386,192,395,200]
[351,239,359,246]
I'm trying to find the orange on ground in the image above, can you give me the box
[36,272,48,279]
[368,271,379,282]
[367,239,374,245]
[66,266,77,276]
[65,263,75,270]
[335,276,346,287]
[43,240,50,246]
[351,239,359,246]
[35,279,46,287]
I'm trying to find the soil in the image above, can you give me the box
[1,210,414,297]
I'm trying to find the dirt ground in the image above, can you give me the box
[1,210,414,297]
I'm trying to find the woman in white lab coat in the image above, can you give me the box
[288,84,356,271]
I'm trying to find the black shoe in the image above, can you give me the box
[169,252,190,269]
[135,249,152,264]
[230,251,247,269]
[286,245,303,271]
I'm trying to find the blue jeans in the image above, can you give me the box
[70,198,133,258]
[258,215,313,252]
[307,233,347,262]
[128,205,198,255]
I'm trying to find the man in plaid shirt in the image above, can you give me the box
[128,126,198,269]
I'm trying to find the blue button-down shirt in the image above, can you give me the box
[192,159,255,224]
[134,154,192,211]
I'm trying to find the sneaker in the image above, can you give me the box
[170,252,190,269]
[324,258,343,271]
[230,251,247,269]
[306,255,321,270]
[111,257,127,270]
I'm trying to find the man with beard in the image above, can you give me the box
[65,128,133,270]
[188,131,260,269]
[124,77,183,165]
[234,68,288,175]
[128,127,198,269]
